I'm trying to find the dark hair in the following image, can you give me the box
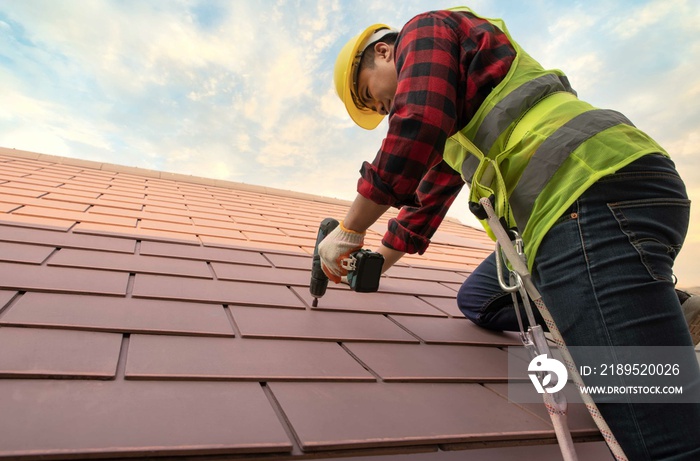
[359,32,398,71]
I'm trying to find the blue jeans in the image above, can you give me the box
[458,154,700,460]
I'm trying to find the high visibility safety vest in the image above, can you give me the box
[442,7,668,270]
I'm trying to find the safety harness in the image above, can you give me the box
[477,196,627,461]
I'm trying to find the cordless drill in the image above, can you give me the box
[309,217,384,307]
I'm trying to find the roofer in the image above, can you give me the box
[319,6,700,460]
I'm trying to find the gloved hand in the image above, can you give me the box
[318,221,365,283]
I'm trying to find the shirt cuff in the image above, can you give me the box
[357,161,421,208]
[381,217,431,255]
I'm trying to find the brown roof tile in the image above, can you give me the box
[0,261,129,295]
[139,239,271,266]
[485,383,599,435]
[0,327,122,379]
[418,295,465,318]
[125,335,375,381]
[0,147,605,460]
[389,314,522,346]
[48,248,213,278]
[0,241,55,264]
[231,305,420,343]
[343,342,510,382]
[297,287,447,317]
[74,221,203,244]
[2,292,233,336]
[0,213,75,230]
[132,274,307,307]
[0,380,292,458]
[268,382,553,451]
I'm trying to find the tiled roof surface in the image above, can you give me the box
[0,147,610,460]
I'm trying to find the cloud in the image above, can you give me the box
[246,44,313,131]
[611,0,683,39]
[0,88,115,159]
[547,11,596,43]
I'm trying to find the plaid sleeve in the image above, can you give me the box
[381,160,464,254]
[357,12,460,208]
[358,9,515,252]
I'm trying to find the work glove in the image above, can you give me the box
[318,221,365,283]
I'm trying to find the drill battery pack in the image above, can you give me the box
[344,249,384,293]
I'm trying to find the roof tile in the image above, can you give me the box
[0,194,91,211]
[139,240,271,266]
[0,184,44,199]
[1,292,233,336]
[389,315,521,346]
[133,273,306,307]
[73,221,202,244]
[200,233,306,253]
[0,379,292,458]
[417,295,464,318]
[211,262,310,286]
[383,265,467,284]
[0,327,122,379]
[48,248,213,278]
[301,287,447,317]
[126,335,375,381]
[485,383,599,435]
[0,262,128,295]
[13,205,138,227]
[88,206,194,225]
[232,305,420,343]
[439,282,464,294]
[0,241,55,264]
[343,342,510,382]
[0,213,75,231]
[377,277,459,297]
[264,252,312,270]
[268,382,553,451]
[43,192,143,209]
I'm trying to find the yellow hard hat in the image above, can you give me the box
[334,24,395,130]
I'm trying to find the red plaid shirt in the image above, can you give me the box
[357,9,516,254]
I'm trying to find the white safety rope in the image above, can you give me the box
[479,196,627,461]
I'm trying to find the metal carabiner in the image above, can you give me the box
[495,240,520,293]
[495,230,526,293]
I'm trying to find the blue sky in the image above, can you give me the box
[1,0,699,285]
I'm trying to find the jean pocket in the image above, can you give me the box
[608,198,691,282]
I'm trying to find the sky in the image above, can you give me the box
[0,0,699,286]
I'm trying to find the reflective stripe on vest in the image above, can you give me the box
[474,73,575,155]
[460,73,576,183]
[509,109,634,230]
